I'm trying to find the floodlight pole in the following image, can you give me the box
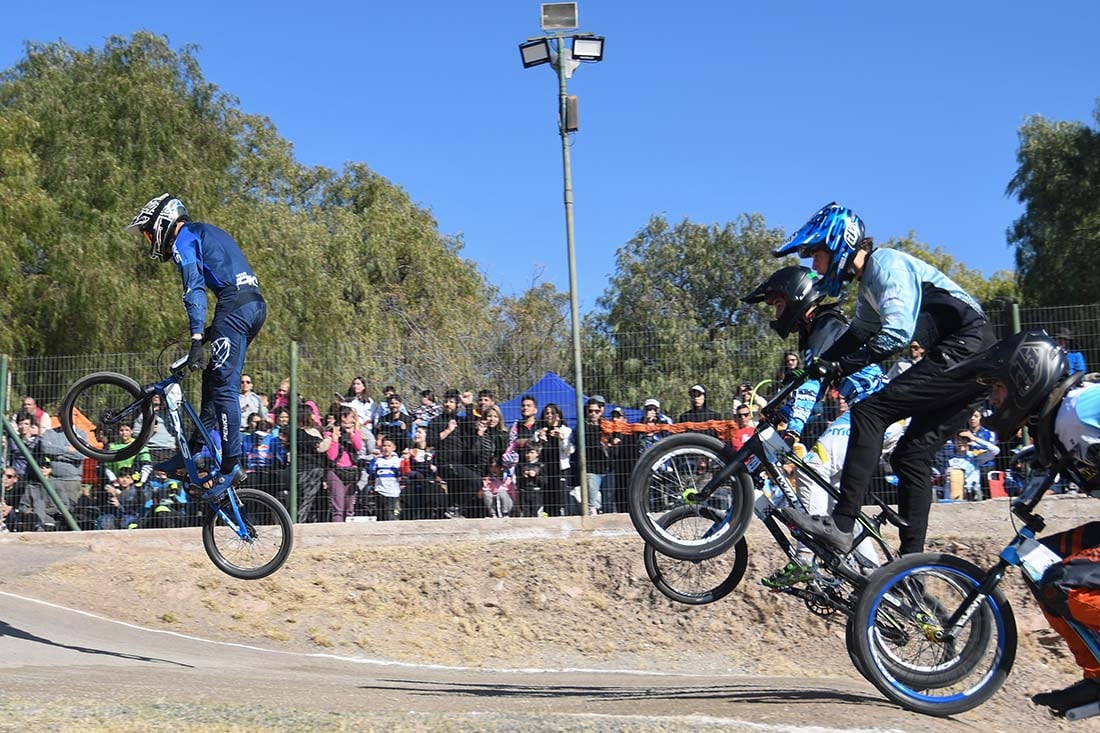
[552,34,590,517]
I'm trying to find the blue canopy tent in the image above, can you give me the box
[497,372,643,426]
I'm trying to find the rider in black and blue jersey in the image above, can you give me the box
[774,202,995,555]
[125,194,267,500]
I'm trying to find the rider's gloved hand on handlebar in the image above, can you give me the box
[186,338,207,372]
[806,358,841,381]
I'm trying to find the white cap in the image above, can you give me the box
[643,398,660,409]
[689,384,706,395]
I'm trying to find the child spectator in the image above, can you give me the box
[480,455,516,518]
[934,429,999,501]
[368,437,402,521]
[1054,328,1087,375]
[400,426,439,519]
[516,443,546,517]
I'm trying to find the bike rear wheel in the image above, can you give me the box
[644,505,748,604]
[202,488,294,580]
[850,553,1016,716]
[59,371,154,461]
[628,433,754,561]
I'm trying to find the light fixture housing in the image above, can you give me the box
[571,35,604,62]
[519,38,552,68]
[541,2,578,31]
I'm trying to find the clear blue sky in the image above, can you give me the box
[4,2,1098,312]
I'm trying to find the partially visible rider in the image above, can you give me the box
[742,266,897,586]
[950,329,1100,717]
[124,194,267,500]
[774,202,995,555]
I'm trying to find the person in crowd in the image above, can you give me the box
[886,339,926,381]
[294,408,328,522]
[427,389,481,518]
[730,404,756,450]
[368,437,403,521]
[400,426,440,520]
[578,397,611,515]
[20,397,51,431]
[734,382,768,421]
[1054,328,1087,376]
[239,373,267,429]
[376,393,411,453]
[125,194,267,501]
[98,471,143,530]
[411,388,442,432]
[475,389,497,419]
[105,423,153,487]
[139,468,189,528]
[507,395,540,464]
[479,455,516,518]
[373,385,407,427]
[321,405,365,522]
[775,202,994,556]
[606,406,638,513]
[933,429,999,501]
[532,402,574,516]
[340,375,376,430]
[134,392,178,465]
[2,464,44,532]
[678,384,722,438]
[7,412,43,479]
[515,443,546,517]
[775,351,802,385]
[39,420,87,522]
[242,417,288,499]
[475,404,509,475]
[639,398,673,455]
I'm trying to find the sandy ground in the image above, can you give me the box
[1,495,1097,731]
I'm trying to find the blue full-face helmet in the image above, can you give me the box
[773,202,864,297]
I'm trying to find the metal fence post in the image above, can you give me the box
[288,340,299,522]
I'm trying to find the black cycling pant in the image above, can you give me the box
[832,320,995,554]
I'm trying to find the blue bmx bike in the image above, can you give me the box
[58,353,294,580]
[848,449,1100,719]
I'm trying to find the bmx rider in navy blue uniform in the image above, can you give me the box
[125,194,267,499]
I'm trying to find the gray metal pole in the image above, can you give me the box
[288,340,299,522]
[556,35,588,516]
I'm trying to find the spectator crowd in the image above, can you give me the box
[1,328,1087,532]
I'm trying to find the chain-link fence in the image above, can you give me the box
[2,301,1095,531]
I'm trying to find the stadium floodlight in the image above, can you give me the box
[519,38,552,68]
[571,35,604,62]
[541,2,578,31]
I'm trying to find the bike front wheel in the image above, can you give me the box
[59,371,154,461]
[202,488,294,580]
[628,433,754,561]
[644,505,749,604]
[850,553,1016,717]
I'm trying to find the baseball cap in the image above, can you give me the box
[689,384,706,395]
[610,406,624,417]
[592,394,606,405]
[643,398,660,409]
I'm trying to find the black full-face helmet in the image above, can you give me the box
[741,266,826,338]
[124,193,189,262]
[947,330,1069,437]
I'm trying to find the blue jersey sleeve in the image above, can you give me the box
[779,379,822,435]
[172,226,209,336]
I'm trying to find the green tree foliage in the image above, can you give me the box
[887,234,1017,305]
[587,214,794,415]
[0,33,499,398]
[1007,103,1100,305]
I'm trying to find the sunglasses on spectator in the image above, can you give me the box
[587,408,602,414]
[241,379,252,384]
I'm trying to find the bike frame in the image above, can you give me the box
[117,357,252,538]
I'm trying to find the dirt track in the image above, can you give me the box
[1,496,1097,732]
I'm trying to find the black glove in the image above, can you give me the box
[806,358,840,381]
[186,338,207,372]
